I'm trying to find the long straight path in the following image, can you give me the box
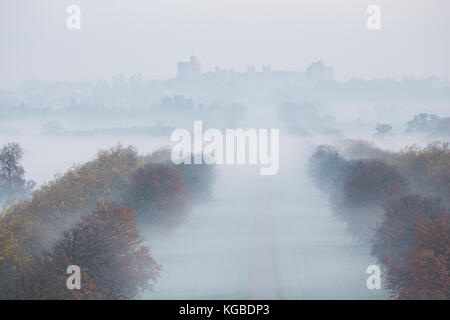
[144,141,388,299]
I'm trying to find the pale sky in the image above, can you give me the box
[1,0,449,89]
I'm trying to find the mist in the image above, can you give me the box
[1,0,449,301]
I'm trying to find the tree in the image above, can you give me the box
[342,159,407,208]
[0,142,26,200]
[394,142,450,206]
[341,139,394,161]
[0,210,36,299]
[309,145,345,192]
[4,144,141,245]
[0,143,217,299]
[331,159,408,241]
[405,113,440,133]
[371,194,447,298]
[375,123,392,135]
[146,148,215,201]
[13,203,160,300]
[397,215,450,299]
[309,139,450,298]
[124,163,189,228]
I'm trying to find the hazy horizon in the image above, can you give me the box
[1,0,450,89]
[1,0,449,302]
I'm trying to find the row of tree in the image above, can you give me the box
[375,112,450,136]
[0,143,215,299]
[309,140,449,299]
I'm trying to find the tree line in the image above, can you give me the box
[309,140,449,299]
[0,143,215,299]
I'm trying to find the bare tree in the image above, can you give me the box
[0,142,27,201]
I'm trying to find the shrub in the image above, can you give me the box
[123,163,189,228]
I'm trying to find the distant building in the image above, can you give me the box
[305,61,334,83]
[130,73,143,86]
[177,56,201,79]
[177,57,333,86]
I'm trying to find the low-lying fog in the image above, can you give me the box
[1,91,448,299]
[143,137,388,299]
[2,130,423,299]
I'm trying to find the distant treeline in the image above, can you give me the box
[0,95,244,124]
[42,124,176,137]
[1,76,450,112]
[277,106,450,138]
[0,144,215,299]
[309,140,449,299]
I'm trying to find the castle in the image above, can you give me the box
[176,56,334,86]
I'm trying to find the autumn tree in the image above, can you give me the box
[0,143,217,299]
[309,139,450,297]
[309,146,406,241]
[4,144,141,246]
[0,145,144,298]
[340,139,394,161]
[341,159,408,208]
[14,203,160,300]
[330,159,407,241]
[0,211,36,299]
[146,148,215,201]
[124,163,189,228]
[397,215,450,299]
[394,142,450,205]
[372,194,447,298]
[309,145,345,192]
